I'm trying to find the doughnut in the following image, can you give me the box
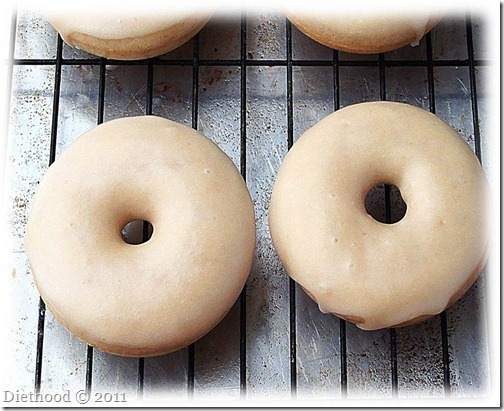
[43,8,212,60]
[24,116,255,357]
[269,102,489,330]
[285,10,442,54]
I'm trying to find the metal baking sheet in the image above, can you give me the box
[5,7,495,404]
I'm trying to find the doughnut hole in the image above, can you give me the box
[365,184,407,224]
[121,219,154,245]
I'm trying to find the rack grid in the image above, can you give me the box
[7,9,491,402]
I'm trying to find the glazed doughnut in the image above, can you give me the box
[285,10,442,54]
[44,7,211,60]
[25,116,255,357]
[269,102,489,330]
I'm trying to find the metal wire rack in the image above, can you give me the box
[8,9,491,402]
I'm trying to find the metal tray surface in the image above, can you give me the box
[5,8,494,403]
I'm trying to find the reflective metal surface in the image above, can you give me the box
[6,8,493,402]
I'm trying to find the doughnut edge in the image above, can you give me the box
[285,14,442,54]
[52,16,211,60]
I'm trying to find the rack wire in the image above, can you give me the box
[10,10,488,400]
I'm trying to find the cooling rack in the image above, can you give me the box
[6,8,494,403]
